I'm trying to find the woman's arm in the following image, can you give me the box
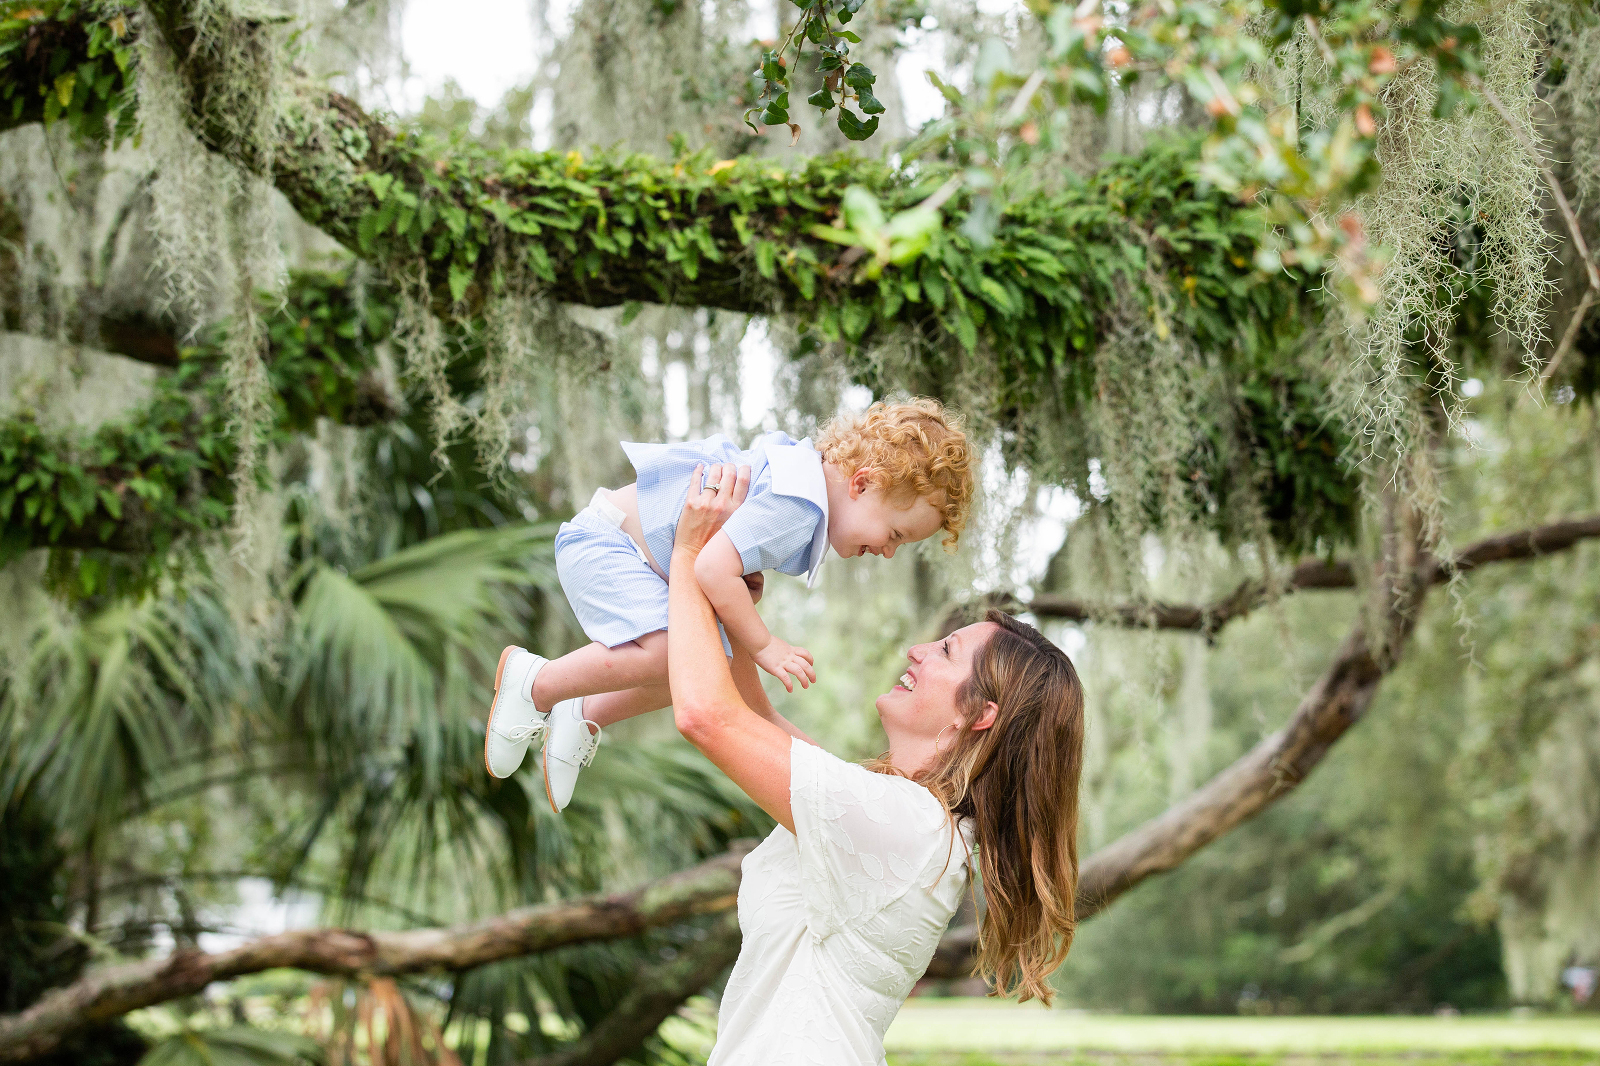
[669,463,797,832]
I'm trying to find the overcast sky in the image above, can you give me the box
[397,0,950,128]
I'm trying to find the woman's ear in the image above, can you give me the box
[969,701,1000,732]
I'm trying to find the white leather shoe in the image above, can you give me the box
[541,697,600,812]
[485,646,550,779]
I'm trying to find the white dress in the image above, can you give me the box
[709,738,974,1066]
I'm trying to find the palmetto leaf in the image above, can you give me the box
[138,1026,322,1066]
[280,522,559,764]
[0,589,240,839]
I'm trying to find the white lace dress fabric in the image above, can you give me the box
[708,738,974,1066]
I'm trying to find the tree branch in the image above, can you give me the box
[1,4,1303,356]
[1,511,1594,1051]
[1028,557,1355,635]
[1025,514,1600,635]
[7,514,1598,1050]
[527,913,742,1066]
[0,843,754,1063]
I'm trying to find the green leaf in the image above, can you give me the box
[978,276,1015,314]
[836,109,879,141]
[448,262,474,303]
[844,62,875,89]
[54,73,75,107]
[525,243,556,282]
[363,172,396,201]
[807,87,836,112]
[754,239,778,279]
[953,312,978,353]
[857,87,885,115]
[837,30,862,42]
[841,185,886,233]
[926,69,963,106]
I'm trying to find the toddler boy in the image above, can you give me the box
[485,399,975,811]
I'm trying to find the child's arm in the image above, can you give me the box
[730,643,817,745]
[692,532,817,691]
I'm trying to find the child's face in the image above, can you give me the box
[827,469,944,560]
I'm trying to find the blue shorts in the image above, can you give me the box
[554,492,731,654]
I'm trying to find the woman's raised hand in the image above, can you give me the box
[674,462,751,554]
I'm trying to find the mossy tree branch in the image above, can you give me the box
[5,2,1314,378]
[927,510,1600,978]
[0,844,754,1063]
[2,1,1366,557]
[0,271,395,581]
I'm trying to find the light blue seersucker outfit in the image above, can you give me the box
[553,431,831,651]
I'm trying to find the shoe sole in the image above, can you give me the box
[542,737,560,814]
[484,645,516,777]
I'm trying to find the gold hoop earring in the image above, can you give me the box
[935,724,957,753]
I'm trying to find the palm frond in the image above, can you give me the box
[138,1026,323,1066]
[278,522,560,770]
[0,589,237,839]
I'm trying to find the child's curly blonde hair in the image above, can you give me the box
[816,399,976,549]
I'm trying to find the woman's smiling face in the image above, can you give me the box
[876,621,1000,747]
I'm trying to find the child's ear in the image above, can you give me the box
[849,467,874,498]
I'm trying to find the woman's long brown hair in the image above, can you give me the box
[912,609,1085,1004]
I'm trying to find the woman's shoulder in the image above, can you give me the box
[791,739,955,835]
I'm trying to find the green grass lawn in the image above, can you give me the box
[881,1003,1600,1066]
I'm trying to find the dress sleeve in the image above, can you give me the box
[788,737,964,940]
[721,490,822,576]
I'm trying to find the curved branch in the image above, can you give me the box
[1026,514,1600,635]
[0,844,753,1063]
[528,913,742,1066]
[1028,557,1355,634]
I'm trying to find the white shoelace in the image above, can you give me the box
[576,724,602,767]
[505,720,547,743]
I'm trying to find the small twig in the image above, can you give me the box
[1545,287,1597,383]
[1303,14,1337,69]
[1003,69,1047,125]
[916,175,963,215]
[1467,74,1600,383]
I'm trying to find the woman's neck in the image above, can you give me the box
[886,737,939,779]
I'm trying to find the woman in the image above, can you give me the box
[667,462,1086,1066]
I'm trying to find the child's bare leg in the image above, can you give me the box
[531,631,668,713]
[582,683,672,728]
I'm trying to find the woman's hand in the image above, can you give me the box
[674,462,751,555]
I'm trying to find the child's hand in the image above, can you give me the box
[754,636,816,692]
